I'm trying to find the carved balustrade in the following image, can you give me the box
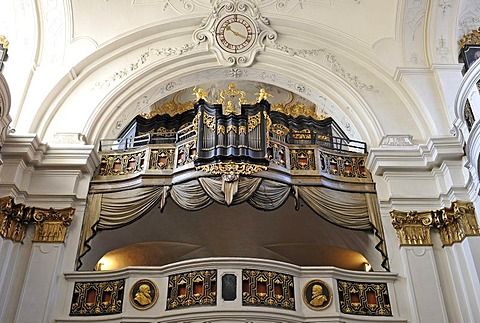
[93,139,372,183]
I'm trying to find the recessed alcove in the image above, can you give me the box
[84,196,380,272]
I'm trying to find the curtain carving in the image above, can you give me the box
[297,186,371,230]
[297,186,388,270]
[198,176,262,205]
[79,178,388,271]
[170,180,213,210]
[249,179,291,210]
[77,187,169,269]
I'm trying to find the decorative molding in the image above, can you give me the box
[270,41,324,58]
[196,162,267,176]
[32,207,75,243]
[380,135,414,147]
[438,0,452,16]
[193,0,277,67]
[434,201,480,246]
[390,210,433,246]
[94,44,197,88]
[271,42,378,92]
[436,35,450,62]
[0,196,75,243]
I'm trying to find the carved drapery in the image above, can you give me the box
[77,187,169,268]
[79,178,388,271]
[0,196,75,243]
[391,201,480,247]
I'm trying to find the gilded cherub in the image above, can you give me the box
[193,87,208,102]
[255,88,272,103]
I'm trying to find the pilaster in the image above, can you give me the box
[390,209,448,323]
[391,201,480,323]
[0,134,98,323]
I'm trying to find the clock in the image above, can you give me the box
[215,14,257,54]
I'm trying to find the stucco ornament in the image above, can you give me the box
[193,0,277,67]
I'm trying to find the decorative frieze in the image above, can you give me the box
[32,207,75,243]
[391,201,480,247]
[0,196,75,243]
[196,162,267,176]
[390,210,433,246]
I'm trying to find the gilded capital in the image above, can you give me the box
[32,207,75,243]
[435,201,480,246]
[0,196,34,242]
[390,210,433,246]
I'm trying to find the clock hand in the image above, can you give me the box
[225,25,247,39]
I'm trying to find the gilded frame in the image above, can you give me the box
[302,279,333,311]
[129,279,159,310]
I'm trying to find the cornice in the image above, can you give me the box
[366,135,464,176]
[1,134,99,174]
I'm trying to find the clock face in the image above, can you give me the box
[215,14,257,54]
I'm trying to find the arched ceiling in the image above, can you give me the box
[0,0,475,147]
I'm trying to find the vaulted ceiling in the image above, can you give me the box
[1,0,476,148]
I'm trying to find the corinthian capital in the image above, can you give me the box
[390,210,433,246]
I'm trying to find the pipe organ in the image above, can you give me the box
[193,98,270,167]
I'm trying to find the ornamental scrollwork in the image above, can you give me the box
[247,112,262,132]
[434,201,480,246]
[203,113,216,132]
[196,162,267,176]
[32,207,75,243]
[141,101,194,119]
[97,150,146,177]
[390,210,433,246]
[460,27,480,48]
[0,196,75,243]
[391,201,480,247]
